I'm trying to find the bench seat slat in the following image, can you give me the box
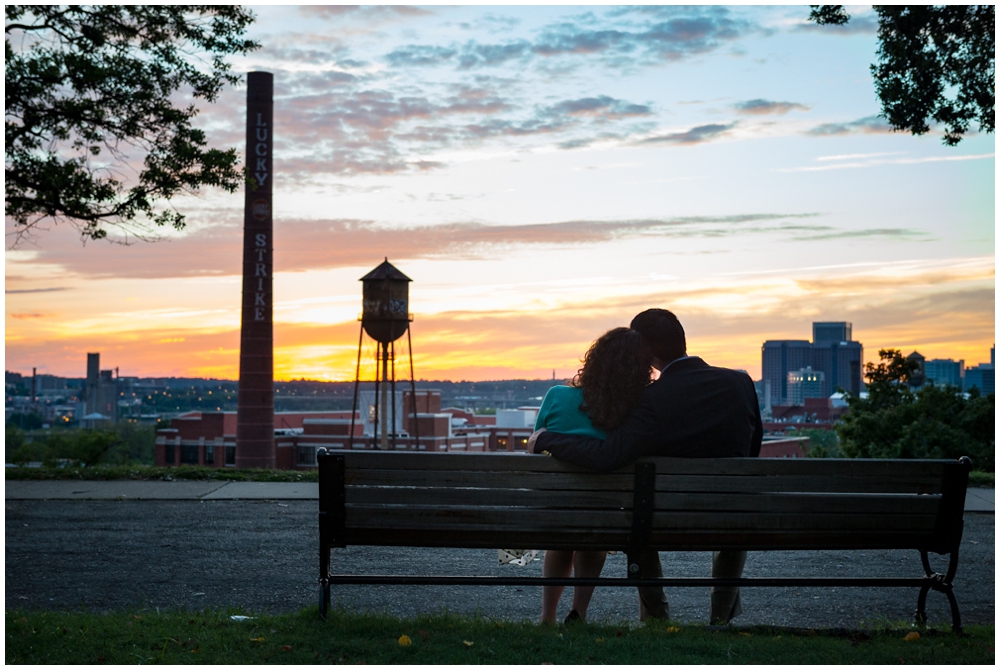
[339,452,957,479]
[346,470,636,491]
[345,487,942,516]
[653,474,944,494]
[339,527,944,552]
[345,470,944,494]
[344,504,940,534]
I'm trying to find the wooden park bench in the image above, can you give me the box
[317,450,971,632]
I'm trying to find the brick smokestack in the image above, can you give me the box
[236,71,275,468]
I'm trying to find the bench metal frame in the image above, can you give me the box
[317,451,971,632]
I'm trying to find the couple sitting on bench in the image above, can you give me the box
[525,308,763,625]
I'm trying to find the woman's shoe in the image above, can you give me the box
[564,609,583,624]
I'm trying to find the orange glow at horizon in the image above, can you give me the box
[6,254,994,382]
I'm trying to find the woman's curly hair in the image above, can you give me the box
[571,327,653,432]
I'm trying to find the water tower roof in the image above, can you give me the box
[360,258,412,282]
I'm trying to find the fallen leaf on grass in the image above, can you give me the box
[904,632,920,642]
[190,648,199,654]
[595,638,605,644]
[250,637,265,642]
[666,627,680,634]
[739,632,752,637]
[398,635,412,646]
[463,640,474,647]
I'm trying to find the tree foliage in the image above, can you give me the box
[5,5,258,242]
[837,349,995,471]
[810,5,995,146]
[6,422,157,467]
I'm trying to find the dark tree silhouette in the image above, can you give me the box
[810,5,994,146]
[836,349,995,471]
[5,6,259,243]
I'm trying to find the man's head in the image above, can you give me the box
[630,309,686,368]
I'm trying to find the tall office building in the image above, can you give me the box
[786,367,825,405]
[761,340,812,406]
[761,321,863,405]
[812,322,852,344]
[924,359,964,388]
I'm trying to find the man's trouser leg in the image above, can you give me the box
[636,549,670,621]
[710,550,747,624]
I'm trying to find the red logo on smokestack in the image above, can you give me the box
[252,199,269,221]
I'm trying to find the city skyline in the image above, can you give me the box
[5,6,995,382]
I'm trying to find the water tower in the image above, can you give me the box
[349,258,419,449]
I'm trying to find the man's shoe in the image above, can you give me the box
[564,609,583,624]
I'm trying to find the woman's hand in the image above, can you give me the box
[526,428,547,454]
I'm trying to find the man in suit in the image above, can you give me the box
[530,308,763,624]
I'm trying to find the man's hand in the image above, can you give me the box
[527,428,547,454]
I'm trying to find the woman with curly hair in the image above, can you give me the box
[535,326,654,623]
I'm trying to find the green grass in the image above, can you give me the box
[5,608,994,665]
[968,470,994,488]
[6,464,995,488]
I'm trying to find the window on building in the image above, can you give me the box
[162,446,175,466]
[181,444,199,465]
[298,446,317,467]
[204,445,214,465]
[225,445,236,466]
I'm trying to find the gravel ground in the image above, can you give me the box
[5,499,993,629]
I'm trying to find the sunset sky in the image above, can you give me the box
[5,5,995,383]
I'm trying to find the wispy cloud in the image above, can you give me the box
[9,213,832,279]
[382,6,758,73]
[778,152,995,173]
[733,99,809,115]
[638,122,737,145]
[5,287,70,294]
[805,115,893,137]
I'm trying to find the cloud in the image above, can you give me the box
[299,6,432,21]
[806,115,893,137]
[547,96,652,119]
[532,10,755,64]
[458,40,533,69]
[777,152,994,173]
[795,14,878,35]
[385,45,459,67]
[5,287,70,294]
[733,99,809,115]
[9,213,829,280]
[788,228,932,242]
[267,82,655,177]
[383,6,758,74]
[9,313,49,319]
[639,122,737,145]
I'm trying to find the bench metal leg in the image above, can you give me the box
[319,540,331,621]
[918,549,964,635]
[319,580,330,621]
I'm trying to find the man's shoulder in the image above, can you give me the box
[664,357,748,379]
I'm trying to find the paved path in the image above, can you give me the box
[5,480,994,511]
[5,481,994,629]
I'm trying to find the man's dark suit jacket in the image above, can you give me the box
[532,356,763,471]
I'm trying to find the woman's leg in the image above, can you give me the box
[541,550,574,623]
[569,550,608,620]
